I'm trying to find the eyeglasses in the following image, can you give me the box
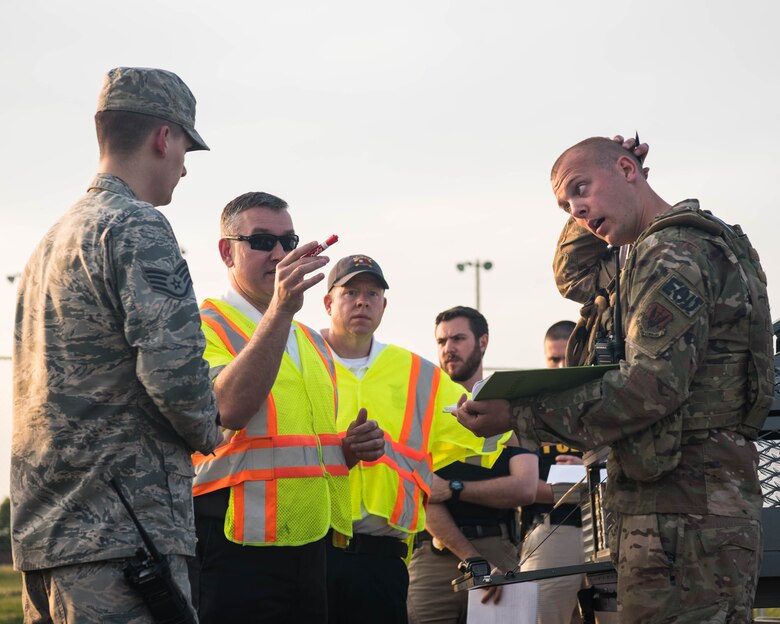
[223,233,300,252]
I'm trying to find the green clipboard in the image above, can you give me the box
[472,364,618,401]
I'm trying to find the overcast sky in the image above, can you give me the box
[2,0,779,500]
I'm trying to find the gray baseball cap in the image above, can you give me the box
[96,67,209,151]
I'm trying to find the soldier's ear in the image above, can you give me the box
[479,333,489,355]
[616,154,639,183]
[152,125,171,156]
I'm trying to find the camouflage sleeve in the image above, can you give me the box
[105,207,220,454]
[553,216,615,303]
[518,234,714,451]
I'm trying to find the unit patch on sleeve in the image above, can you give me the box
[639,302,674,338]
[660,275,704,317]
[142,260,193,300]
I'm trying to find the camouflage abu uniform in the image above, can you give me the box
[513,200,772,623]
[11,68,220,622]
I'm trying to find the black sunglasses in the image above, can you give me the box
[224,233,300,252]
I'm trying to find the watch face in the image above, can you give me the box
[450,480,464,492]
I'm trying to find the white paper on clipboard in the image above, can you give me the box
[466,581,538,624]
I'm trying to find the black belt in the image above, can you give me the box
[344,533,407,559]
[417,523,507,543]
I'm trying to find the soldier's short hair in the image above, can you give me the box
[95,110,184,156]
[435,306,489,339]
[221,192,289,235]
[551,136,644,181]
[545,320,575,342]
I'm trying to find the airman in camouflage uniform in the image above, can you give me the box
[456,137,773,623]
[11,67,220,622]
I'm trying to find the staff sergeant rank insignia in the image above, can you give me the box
[142,260,193,300]
[660,275,704,316]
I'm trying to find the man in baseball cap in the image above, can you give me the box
[12,67,219,621]
[320,254,506,624]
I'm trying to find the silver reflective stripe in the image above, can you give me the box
[201,304,270,436]
[295,321,338,416]
[241,481,267,543]
[201,305,249,353]
[196,442,331,488]
[384,446,432,485]
[194,448,255,487]
[321,443,347,467]
[299,322,336,379]
[393,474,419,529]
[274,445,322,470]
[245,403,268,436]
[208,364,225,381]
[405,357,436,451]
[479,433,502,454]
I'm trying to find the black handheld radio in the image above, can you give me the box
[108,477,196,624]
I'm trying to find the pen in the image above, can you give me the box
[303,234,339,257]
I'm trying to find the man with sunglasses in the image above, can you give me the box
[190,192,385,623]
[12,68,220,621]
[320,256,507,624]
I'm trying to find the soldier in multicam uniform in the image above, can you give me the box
[455,136,774,623]
[11,67,221,622]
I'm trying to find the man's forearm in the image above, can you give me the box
[213,305,294,430]
[457,455,538,508]
[425,503,481,561]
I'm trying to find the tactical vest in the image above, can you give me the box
[192,299,352,546]
[569,203,773,440]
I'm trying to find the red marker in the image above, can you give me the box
[303,234,339,257]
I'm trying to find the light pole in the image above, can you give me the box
[455,259,493,310]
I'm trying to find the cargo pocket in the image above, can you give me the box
[614,412,682,482]
[165,459,196,529]
[658,599,728,624]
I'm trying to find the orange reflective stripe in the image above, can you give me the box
[389,477,406,527]
[233,483,246,543]
[420,366,440,452]
[318,433,343,446]
[411,486,421,531]
[202,315,237,357]
[267,393,278,436]
[275,465,349,478]
[384,435,426,462]
[193,473,246,496]
[274,434,323,447]
[265,480,277,543]
[297,324,335,386]
[201,300,251,354]
[399,354,421,445]
[295,323,339,415]
[202,300,250,342]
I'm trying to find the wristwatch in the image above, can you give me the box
[449,479,464,501]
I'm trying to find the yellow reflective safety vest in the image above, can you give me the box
[335,345,505,535]
[192,298,352,546]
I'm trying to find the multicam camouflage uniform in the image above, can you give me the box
[12,174,220,616]
[512,200,773,623]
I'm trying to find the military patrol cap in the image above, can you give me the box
[328,254,390,291]
[96,67,209,151]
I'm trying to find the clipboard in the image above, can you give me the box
[471,364,618,401]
